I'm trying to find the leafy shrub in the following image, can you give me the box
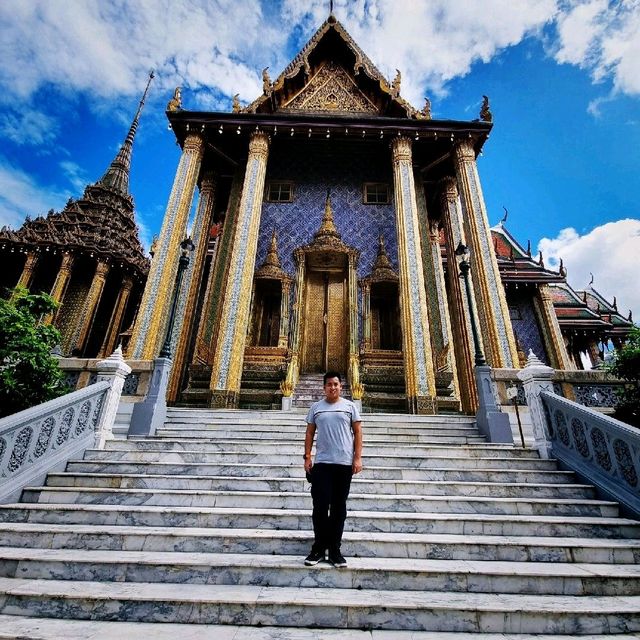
[608,326,640,427]
[0,287,67,418]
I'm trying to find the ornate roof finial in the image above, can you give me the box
[316,190,339,237]
[589,272,594,287]
[629,309,633,322]
[391,69,401,97]
[98,70,155,197]
[264,229,281,268]
[613,296,618,311]
[262,68,272,96]
[538,251,544,268]
[232,94,241,113]
[559,257,567,277]
[166,86,182,112]
[500,206,508,225]
[420,96,431,119]
[480,95,492,122]
[526,239,531,257]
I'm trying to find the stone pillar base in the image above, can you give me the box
[209,390,239,409]
[408,395,437,415]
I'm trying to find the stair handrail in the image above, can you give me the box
[518,349,640,518]
[0,347,131,503]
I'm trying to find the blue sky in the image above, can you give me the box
[1,0,638,318]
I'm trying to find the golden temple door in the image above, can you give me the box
[301,269,347,373]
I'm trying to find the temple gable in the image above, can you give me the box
[281,61,378,114]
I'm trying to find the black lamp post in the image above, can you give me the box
[455,242,486,367]
[159,237,195,359]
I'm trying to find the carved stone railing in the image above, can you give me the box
[0,348,131,503]
[517,350,640,518]
[492,367,624,411]
[541,391,640,517]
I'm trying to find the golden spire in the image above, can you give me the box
[263,229,282,269]
[316,191,339,238]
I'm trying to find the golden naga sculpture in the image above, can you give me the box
[416,96,431,120]
[391,69,401,97]
[480,95,492,122]
[166,87,182,112]
[262,67,272,95]
[232,93,241,113]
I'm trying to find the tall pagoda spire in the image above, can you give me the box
[97,70,155,196]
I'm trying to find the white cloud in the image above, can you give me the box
[553,0,640,96]
[538,219,640,321]
[0,109,59,146]
[59,160,89,193]
[0,157,70,229]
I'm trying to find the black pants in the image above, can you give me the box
[310,463,353,553]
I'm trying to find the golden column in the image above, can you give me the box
[167,172,217,402]
[98,275,134,357]
[347,252,363,399]
[128,133,204,359]
[67,260,110,354]
[282,248,306,395]
[278,279,292,349]
[534,283,574,370]
[440,177,478,412]
[43,252,74,325]
[15,251,39,289]
[453,139,519,368]
[390,136,437,414]
[361,282,371,351]
[209,131,270,407]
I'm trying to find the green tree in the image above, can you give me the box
[0,287,67,418]
[609,326,640,427]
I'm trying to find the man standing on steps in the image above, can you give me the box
[303,371,363,568]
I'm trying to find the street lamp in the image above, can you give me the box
[454,242,486,366]
[159,237,195,359]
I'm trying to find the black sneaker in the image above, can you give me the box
[328,549,347,568]
[304,549,325,566]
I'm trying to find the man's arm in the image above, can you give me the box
[352,420,363,474]
[304,423,316,473]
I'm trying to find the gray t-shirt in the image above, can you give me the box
[306,398,362,466]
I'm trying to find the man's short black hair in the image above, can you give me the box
[323,371,342,384]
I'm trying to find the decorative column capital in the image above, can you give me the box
[121,275,134,292]
[439,176,459,203]
[454,138,476,163]
[199,171,217,194]
[59,252,75,274]
[249,131,270,159]
[391,136,413,164]
[94,261,110,279]
[183,133,204,153]
[428,218,441,242]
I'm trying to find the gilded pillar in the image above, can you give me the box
[283,249,306,393]
[347,252,362,398]
[167,172,217,402]
[278,279,292,349]
[361,282,371,351]
[67,260,110,354]
[129,133,204,359]
[43,252,74,325]
[534,284,574,371]
[439,177,477,412]
[390,136,437,414]
[453,139,519,368]
[209,132,270,407]
[15,251,39,290]
[98,275,134,358]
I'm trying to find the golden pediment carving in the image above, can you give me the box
[281,62,378,114]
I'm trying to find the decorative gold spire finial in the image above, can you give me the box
[421,97,431,119]
[166,86,182,112]
[232,94,241,113]
[316,191,339,237]
[391,69,401,97]
[262,68,272,96]
[264,229,281,268]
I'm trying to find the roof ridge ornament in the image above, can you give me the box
[480,95,492,122]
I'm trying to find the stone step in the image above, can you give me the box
[1,578,639,633]
[106,440,537,459]
[2,523,640,563]
[155,428,485,442]
[2,504,636,538]
[1,616,639,640]
[1,616,640,640]
[44,473,597,500]
[84,449,559,470]
[3,548,640,595]
[20,486,618,517]
[64,460,577,484]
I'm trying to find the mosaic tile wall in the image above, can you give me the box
[507,289,549,365]
[258,139,397,278]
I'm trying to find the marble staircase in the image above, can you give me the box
[0,408,640,638]
[293,373,351,407]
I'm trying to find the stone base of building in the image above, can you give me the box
[408,395,437,415]
[208,390,239,409]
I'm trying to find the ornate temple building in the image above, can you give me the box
[1,15,632,414]
[125,13,633,414]
[0,79,151,358]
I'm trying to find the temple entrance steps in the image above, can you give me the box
[293,373,351,407]
[0,410,640,637]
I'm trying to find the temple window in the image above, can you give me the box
[363,183,390,204]
[266,181,294,202]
